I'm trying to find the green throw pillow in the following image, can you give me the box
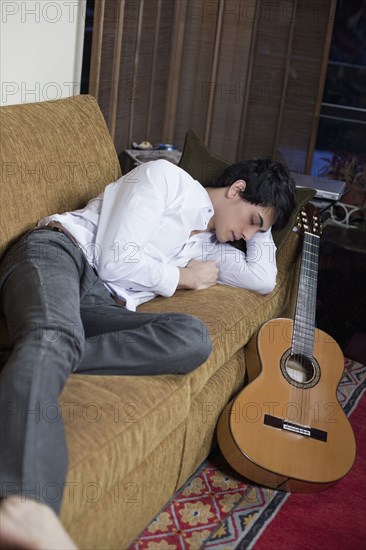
[178,130,315,251]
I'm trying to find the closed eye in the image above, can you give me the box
[252,214,267,233]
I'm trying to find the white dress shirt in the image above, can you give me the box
[39,160,277,310]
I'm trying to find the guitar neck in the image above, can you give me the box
[292,231,320,357]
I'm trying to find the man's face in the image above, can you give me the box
[211,180,275,243]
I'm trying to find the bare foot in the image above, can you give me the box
[0,496,77,549]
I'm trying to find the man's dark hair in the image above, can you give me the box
[213,158,296,229]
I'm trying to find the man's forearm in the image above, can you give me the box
[177,267,196,290]
[177,259,219,291]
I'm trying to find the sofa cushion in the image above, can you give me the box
[60,372,190,522]
[0,95,121,255]
[63,420,188,549]
[178,130,315,250]
[179,129,230,186]
[176,349,248,487]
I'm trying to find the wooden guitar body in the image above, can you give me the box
[217,319,356,492]
[217,206,356,492]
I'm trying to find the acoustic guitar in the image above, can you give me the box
[217,204,356,492]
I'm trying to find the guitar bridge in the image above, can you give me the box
[264,414,327,442]
[283,422,311,436]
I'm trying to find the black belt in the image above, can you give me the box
[38,225,62,233]
[36,224,79,247]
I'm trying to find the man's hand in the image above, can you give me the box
[178,259,219,290]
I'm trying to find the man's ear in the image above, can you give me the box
[227,179,246,198]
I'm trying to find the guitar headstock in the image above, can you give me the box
[296,203,322,237]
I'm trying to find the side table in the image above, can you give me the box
[320,221,366,267]
[119,148,182,174]
[317,221,366,364]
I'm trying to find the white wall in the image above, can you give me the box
[0,0,87,106]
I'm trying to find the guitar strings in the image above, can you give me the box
[290,229,319,429]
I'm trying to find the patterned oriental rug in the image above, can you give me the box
[130,359,366,550]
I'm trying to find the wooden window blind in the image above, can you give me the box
[89,0,335,172]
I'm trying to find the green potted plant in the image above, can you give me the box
[321,153,366,213]
[321,152,366,213]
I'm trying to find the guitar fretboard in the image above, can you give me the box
[292,231,320,357]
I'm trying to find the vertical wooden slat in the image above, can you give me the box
[305,0,337,174]
[128,0,145,146]
[88,0,106,99]
[236,0,260,161]
[271,0,298,160]
[203,0,225,145]
[146,0,162,138]
[109,0,126,141]
[163,0,188,143]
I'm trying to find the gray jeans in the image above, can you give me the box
[0,229,211,513]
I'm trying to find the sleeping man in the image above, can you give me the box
[0,158,295,549]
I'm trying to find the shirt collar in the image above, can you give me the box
[194,184,214,231]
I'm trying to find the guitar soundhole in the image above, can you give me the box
[281,351,320,389]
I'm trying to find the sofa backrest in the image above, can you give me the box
[0,95,121,256]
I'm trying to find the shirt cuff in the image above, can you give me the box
[156,264,180,297]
